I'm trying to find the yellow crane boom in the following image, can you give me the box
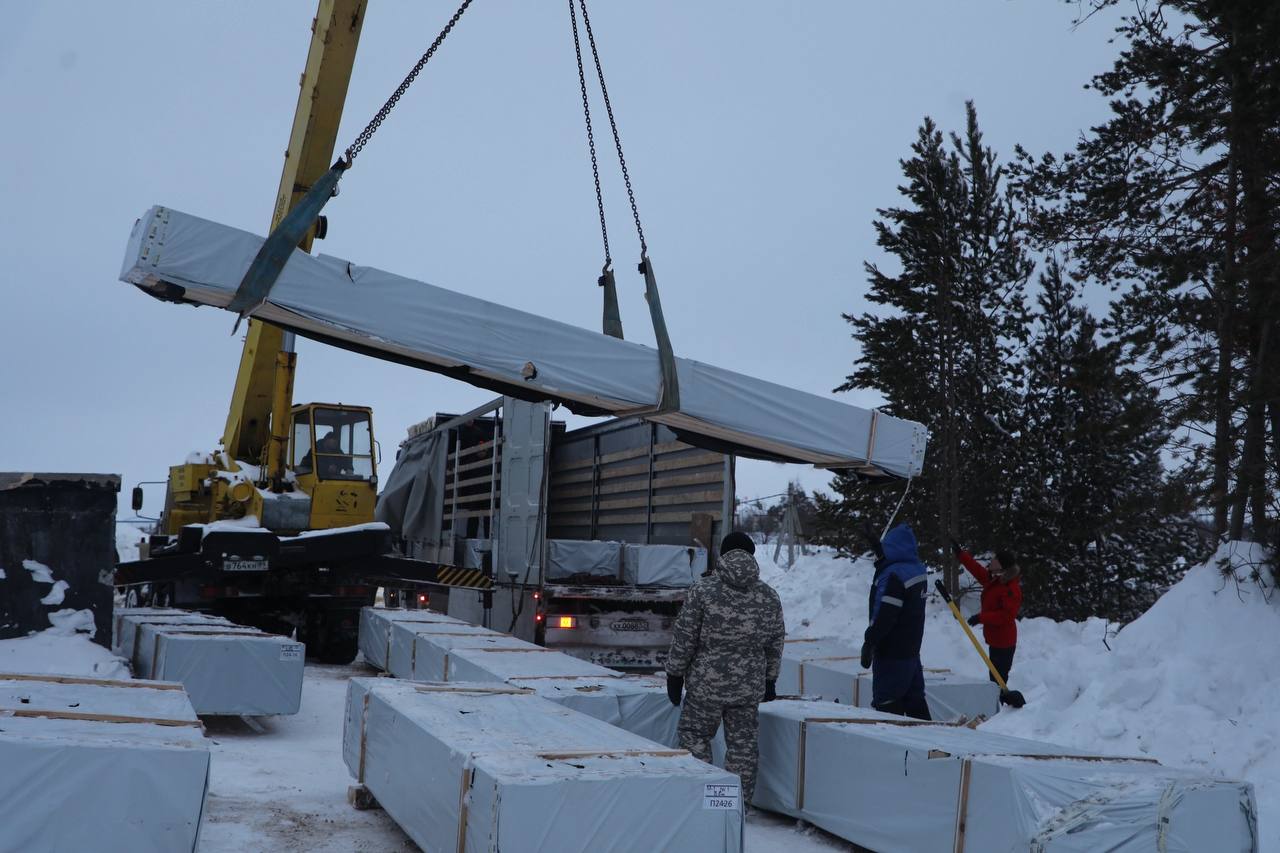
[222,0,366,485]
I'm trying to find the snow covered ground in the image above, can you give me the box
[6,533,1273,850]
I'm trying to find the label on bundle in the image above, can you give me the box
[703,783,740,810]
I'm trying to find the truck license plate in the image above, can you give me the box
[223,558,268,572]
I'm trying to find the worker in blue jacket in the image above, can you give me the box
[859,523,931,720]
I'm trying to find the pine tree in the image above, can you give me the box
[1015,258,1201,621]
[820,103,1032,592]
[1022,0,1280,549]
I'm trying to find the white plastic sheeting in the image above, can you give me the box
[113,608,304,716]
[343,678,743,853]
[754,700,1257,853]
[360,607,681,745]
[121,206,928,477]
[778,637,1000,722]
[357,606,465,671]
[0,673,210,853]
[548,539,623,580]
[623,543,707,587]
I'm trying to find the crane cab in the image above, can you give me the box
[289,403,377,529]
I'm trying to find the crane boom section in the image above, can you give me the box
[221,0,367,466]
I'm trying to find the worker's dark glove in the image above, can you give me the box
[967,612,982,626]
[666,674,683,706]
[857,520,885,560]
[950,537,963,558]
[763,679,777,703]
[860,642,874,669]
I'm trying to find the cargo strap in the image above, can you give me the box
[228,161,347,332]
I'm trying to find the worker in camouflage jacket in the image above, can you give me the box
[665,531,785,804]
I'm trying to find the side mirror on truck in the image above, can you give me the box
[131,486,144,512]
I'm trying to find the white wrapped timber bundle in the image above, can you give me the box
[343,679,744,853]
[121,205,928,479]
[113,608,304,716]
[755,700,1257,853]
[0,673,210,853]
[779,637,1000,722]
[386,620,536,682]
[358,606,466,672]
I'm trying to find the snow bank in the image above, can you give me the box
[982,541,1278,851]
[0,627,130,679]
[116,523,147,563]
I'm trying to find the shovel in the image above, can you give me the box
[935,580,1026,708]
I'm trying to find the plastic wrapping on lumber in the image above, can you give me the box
[0,673,210,852]
[343,678,744,853]
[120,205,928,477]
[778,636,1000,722]
[113,608,304,716]
[754,700,1257,853]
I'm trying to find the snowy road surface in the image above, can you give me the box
[197,661,860,853]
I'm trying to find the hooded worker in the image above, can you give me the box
[665,531,785,805]
[860,523,931,720]
[952,539,1022,684]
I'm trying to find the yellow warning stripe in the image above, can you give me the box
[434,567,494,590]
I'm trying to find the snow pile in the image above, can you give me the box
[761,542,1277,851]
[0,626,130,679]
[982,540,1278,850]
[757,546,1111,682]
[116,523,147,563]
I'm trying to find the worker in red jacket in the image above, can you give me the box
[951,540,1022,684]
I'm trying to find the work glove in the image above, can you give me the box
[763,679,777,703]
[967,612,982,627]
[860,642,875,669]
[950,537,963,558]
[666,674,684,707]
[857,520,885,559]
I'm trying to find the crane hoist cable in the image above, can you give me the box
[567,0,679,412]
[229,0,476,329]
[567,0,623,340]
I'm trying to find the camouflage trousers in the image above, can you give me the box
[677,694,760,803]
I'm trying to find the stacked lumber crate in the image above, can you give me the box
[778,637,1000,722]
[343,678,743,853]
[0,673,210,852]
[359,607,679,744]
[756,700,1257,852]
[113,607,304,716]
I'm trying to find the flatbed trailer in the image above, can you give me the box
[115,523,447,663]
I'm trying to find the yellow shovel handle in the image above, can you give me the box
[944,599,1010,691]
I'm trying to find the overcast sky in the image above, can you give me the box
[0,1,1121,516]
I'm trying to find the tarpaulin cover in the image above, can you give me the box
[114,608,304,716]
[754,700,1257,853]
[623,543,707,587]
[445,644,618,683]
[548,539,623,580]
[0,673,210,853]
[344,678,743,853]
[359,607,681,744]
[121,206,928,478]
[779,637,1000,722]
[386,621,533,682]
[357,607,465,671]
[374,429,448,560]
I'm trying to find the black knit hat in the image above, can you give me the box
[996,550,1021,579]
[720,531,756,556]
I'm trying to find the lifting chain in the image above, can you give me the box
[343,0,475,166]
[568,0,612,267]
[573,0,647,256]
